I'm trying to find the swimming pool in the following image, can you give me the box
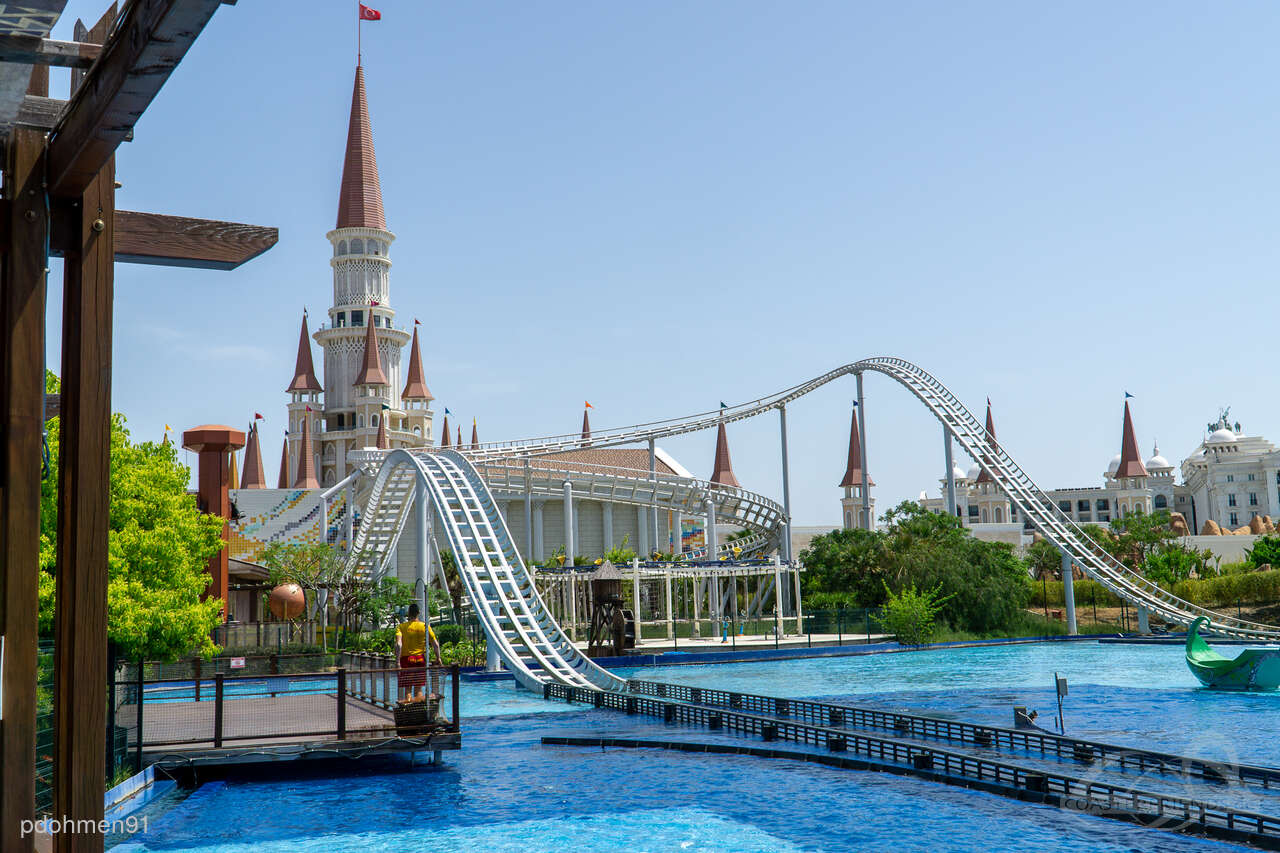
[110,641,1279,852]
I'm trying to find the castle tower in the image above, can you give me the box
[971,398,1010,524]
[240,422,267,489]
[1109,398,1151,517]
[709,421,740,488]
[839,405,874,529]
[304,64,429,484]
[285,311,323,483]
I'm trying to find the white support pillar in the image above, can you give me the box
[636,505,649,556]
[532,500,544,563]
[772,555,783,638]
[632,558,642,645]
[705,496,718,558]
[562,481,574,564]
[524,458,534,562]
[664,570,674,639]
[856,372,871,530]
[779,405,793,562]
[602,501,614,552]
[691,572,701,637]
[1137,605,1150,634]
[672,510,682,558]
[1061,550,1078,635]
[649,438,659,557]
[793,566,804,633]
[944,426,957,518]
[414,480,428,617]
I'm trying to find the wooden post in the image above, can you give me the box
[52,155,114,853]
[336,668,347,740]
[212,674,224,748]
[0,125,49,853]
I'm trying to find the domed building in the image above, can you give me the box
[1180,411,1280,533]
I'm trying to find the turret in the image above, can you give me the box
[709,421,740,488]
[839,404,873,529]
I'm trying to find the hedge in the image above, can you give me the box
[1028,571,1280,610]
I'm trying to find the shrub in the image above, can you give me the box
[1028,579,1123,608]
[1246,536,1280,570]
[434,623,464,646]
[804,591,861,611]
[881,582,951,646]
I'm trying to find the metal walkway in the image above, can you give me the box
[347,449,625,693]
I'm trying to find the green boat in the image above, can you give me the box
[1185,617,1280,690]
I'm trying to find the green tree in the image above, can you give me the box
[1026,539,1062,580]
[1109,509,1176,571]
[1246,535,1280,570]
[880,582,951,645]
[39,392,225,660]
[1143,545,1207,586]
[799,527,888,607]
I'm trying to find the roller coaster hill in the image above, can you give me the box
[340,357,1280,694]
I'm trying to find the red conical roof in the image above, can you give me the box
[581,408,591,446]
[287,313,322,393]
[375,413,389,450]
[401,327,433,400]
[354,314,388,386]
[457,425,462,447]
[292,413,319,489]
[709,421,740,488]
[336,66,386,230]
[277,436,290,488]
[241,423,267,489]
[974,399,997,484]
[471,420,478,449]
[839,407,874,488]
[440,414,450,447]
[1114,400,1148,479]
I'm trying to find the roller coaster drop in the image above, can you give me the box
[345,357,1280,692]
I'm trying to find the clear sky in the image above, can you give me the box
[43,1,1280,527]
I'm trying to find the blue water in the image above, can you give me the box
[110,641,1280,852]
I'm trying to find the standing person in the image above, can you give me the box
[394,602,441,700]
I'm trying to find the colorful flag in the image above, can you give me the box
[585,401,593,409]
[719,402,727,409]
[414,318,421,326]
[305,406,312,412]
[445,407,452,415]
[254,412,264,420]
[164,424,171,431]
[359,3,381,20]
[1124,391,1134,399]
[381,404,390,410]
[370,299,380,307]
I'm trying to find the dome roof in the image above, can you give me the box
[1107,453,1121,475]
[966,463,981,480]
[951,463,968,482]
[1145,441,1171,470]
[1207,427,1237,444]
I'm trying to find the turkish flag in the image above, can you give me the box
[359,4,381,21]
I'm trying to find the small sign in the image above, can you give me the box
[1056,675,1068,697]
[230,657,246,669]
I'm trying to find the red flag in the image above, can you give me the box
[585,401,593,409]
[414,318,421,326]
[305,406,312,412]
[254,412,264,420]
[359,4,381,21]
[370,299,380,307]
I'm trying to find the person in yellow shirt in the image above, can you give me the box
[394,602,441,699]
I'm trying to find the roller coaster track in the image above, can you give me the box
[348,358,1277,691]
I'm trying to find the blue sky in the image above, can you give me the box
[44,1,1280,526]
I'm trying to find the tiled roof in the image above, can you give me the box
[287,313,322,392]
[541,448,678,477]
[974,400,996,484]
[709,421,740,488]
[353,312,388,386]
[440,414,450,447]
[292,414,319,489]
[839,407,874,488]
[336,66,386,230]
[1115,400,1148,479]
[401,327,433,399]
[375,413,389,450]
[241,423,267,489]
[581,409,591,445]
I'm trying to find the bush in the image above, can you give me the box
[434,623,464,646]
[441,638,486,666]
[1246,536,1280,570]
[881,582,951,646]
[804,591,861,611]
[1028,579,1123,608]
[345,627,395,654]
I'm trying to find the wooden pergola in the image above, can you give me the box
[0,2,277,851]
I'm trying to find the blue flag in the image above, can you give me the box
[445,407,452,415]
[1124,392,1134,399]
[720,401,728,409]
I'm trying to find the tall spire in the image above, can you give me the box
[839,406,873,488]
[457,424,462,447]
[974,398,996,484]
[375,412,389,450]
[336,65,386,230]
[440,413,450,447]
[709,421,740,488]
[353,311,388,386]
[287,312,322,392]
[581,408,592,445]
[471,419,478,449]
[292,412,319,489]
[401,327,433,400]
[277,437,290,488]
[228,449,240,490]
[241,423,266,489]
[1115,399,1148,479]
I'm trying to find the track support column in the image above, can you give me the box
[1061,550,1078,635]
[1137,606,1150,634]
[664,570,674,639]
[705,496,718,557]
[632,557,642,645]
[944,427,957,518]
[779,405,793,562]
[649,438,659,557]
[773,555,784,637]
[562,480,574,565]
[415,479,428,617]
[856,372,871,530]
[524,459,533,562]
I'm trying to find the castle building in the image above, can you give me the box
[838,404,874,530]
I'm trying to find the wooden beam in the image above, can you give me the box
[0,35,101,69]
[47,0,223,197]
[53,156,114,853]
[112,211,279,270]
[0,125,48,853]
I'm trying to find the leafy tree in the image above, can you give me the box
[880,582,951,645]
[39,386,225,660]
[1026,538,1062,580]
[1109,509,1176,571]
[438,548,463,622]
[799,527,888,607]
[1143,546,1207,586]
[1246,535,1280,570]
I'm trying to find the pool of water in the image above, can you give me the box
[110,641,1280,853]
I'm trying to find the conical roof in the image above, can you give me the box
[241,423,266,488]
[401,327,433,399]
[375,412,389,450]
[581,408,591,445]
[228,449,239,490]
[336,66,386,230]
[440,413,450,447]
[1114,400,1148,479]
[457,425,462,447]
[353,313,388,386]
[471,420,478,448]
[287,313,322,392]
[974,399,997,484]
[292,412,319,489]
[277,436,290,488]
[839,407,873,488]
[709,421,740,488]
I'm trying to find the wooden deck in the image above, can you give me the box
[121,692,460,768]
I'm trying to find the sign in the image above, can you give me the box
[1056,675,1068,697]
[230,657,246,669]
